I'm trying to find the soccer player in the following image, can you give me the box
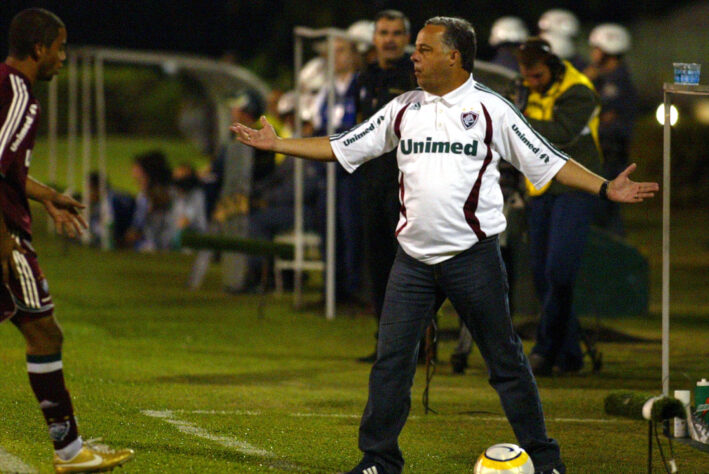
[232,16,657,474]
[0,8,134,472]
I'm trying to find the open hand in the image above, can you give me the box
[607,163,660,203]
[230,116,278,151]
[45,193,87,238]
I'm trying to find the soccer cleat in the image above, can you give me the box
[54,441,134,473]
[535,463,566,474]
[342,458,388,474]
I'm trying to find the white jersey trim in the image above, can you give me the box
[0,74,29,162]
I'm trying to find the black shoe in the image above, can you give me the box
[450,352,468,374]
[357,351,377,363]
[528,353,553,377]
[535,461,566,474]
[343,458,388,474]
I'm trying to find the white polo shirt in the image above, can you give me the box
[330,75,568,265]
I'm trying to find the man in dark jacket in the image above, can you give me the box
[516,38,603,375]
[355,10,417,363]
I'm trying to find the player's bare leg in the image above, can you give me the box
[16,315,134,472]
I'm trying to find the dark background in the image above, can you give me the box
[0,0,700,83]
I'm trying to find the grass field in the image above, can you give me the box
[1,178,708,470]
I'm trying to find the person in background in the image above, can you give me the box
[515,38,602,376]
[537,9,586,71]
[355,9,420,362]
[488,16,529,72]
[172,163,207,244]
[311,36,364,306]
[125,150,174,251]
[584,24,638,237]
[87,172,135,248]
[246,91,321,286]
[347,20,376,67]
[0,8,134,472]
[214,90,272,293]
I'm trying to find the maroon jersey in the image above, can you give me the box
[0,63,40,239]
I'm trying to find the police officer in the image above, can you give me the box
[488,16,529,72]
[584,24,638,236]
[515,38,602,376]
[356,10,417,363]
[537,9,586,71]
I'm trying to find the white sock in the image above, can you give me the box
[55,436,83,461]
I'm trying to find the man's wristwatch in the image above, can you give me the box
[599,180,610,201]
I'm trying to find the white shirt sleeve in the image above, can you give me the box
[493,100,568,189]
[329,97,402,173]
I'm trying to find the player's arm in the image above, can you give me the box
[231,116,336,162]
[554,159,658,203]
[26,176,87,237]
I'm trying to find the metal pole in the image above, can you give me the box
[661,88,671,396]
[81,55,92,245]
[94,56,110,250]
[67,53,78,193]
[325,34,337,320]
[293,33,304,308]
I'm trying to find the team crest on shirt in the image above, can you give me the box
[460,111,479,130]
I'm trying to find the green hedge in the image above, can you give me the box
[33,65,193,137]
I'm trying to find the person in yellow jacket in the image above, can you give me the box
[515,38,603,376]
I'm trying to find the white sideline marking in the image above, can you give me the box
[155,409,628,424]
[0,446,37,473]
[142,410,273,458]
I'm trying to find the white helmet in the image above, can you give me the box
[276,90,296,116]
[298,57,326,93]
[489,16,529,47]
[538,9,580,37]
[540,31,576,60]
[589,23,631,55]
[347,20,375,54]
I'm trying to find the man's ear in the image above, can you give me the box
[31,43,43,61]
[449,49,460,68]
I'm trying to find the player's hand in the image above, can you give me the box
[45,193,87,238]
[607,163,659,203]
[0,217,24,287]
[230,116,278,151]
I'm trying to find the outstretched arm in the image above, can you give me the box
[230,116,336,162]
[26,177,87,238]
[554,159,659,203]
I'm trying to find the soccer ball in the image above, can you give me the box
[473,443,535,474]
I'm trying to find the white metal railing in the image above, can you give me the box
[49,46,270,249]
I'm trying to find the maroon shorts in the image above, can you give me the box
[0,236,54,326]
